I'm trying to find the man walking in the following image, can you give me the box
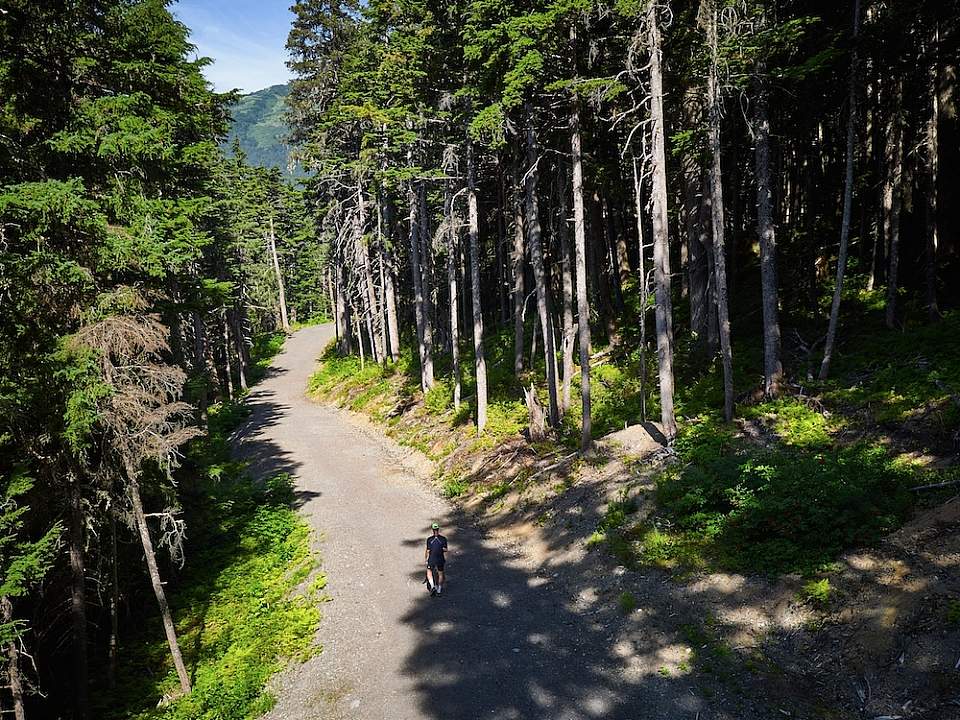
[424,522,448,595]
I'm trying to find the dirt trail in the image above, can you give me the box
[233,324,753,720]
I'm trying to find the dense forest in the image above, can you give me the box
[286,0,959,447]
[2,0,959,716]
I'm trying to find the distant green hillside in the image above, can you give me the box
[224,84,301,176]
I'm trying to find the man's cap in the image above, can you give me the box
[431,522,440,530]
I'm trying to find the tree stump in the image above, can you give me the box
[524,384,546,442]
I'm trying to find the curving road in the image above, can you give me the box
[236,324,740,720]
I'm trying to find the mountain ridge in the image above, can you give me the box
[224,83,301,176]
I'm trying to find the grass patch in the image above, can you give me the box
[587,492,643,566]
[101,473,323,720]
[441,474,469,498]
[97,333,323,719]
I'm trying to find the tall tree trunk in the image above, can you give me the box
[230,307,248,392]
[707,5,734,422]
[190,311,208,420]
[334,249,352,354]
[353,302,367,369]
[524,103,560,427]
[383,249,401,362]
[69,475,89,719]
[820,0,861,380]
[357,185,386,360]
[925,24,940,321]
[648,5,678,439]
[381,196,401,361]
[512,161,526,376]
[467,141,488,432]
[634,157,650,422]
[221,311,234,399]
[613,203,631,292]
[419,184,436,339]
[591,196,616,341]
[445,184,461,409]
[883,79,904,330]
[127,474,191,694]
[268,216,290,332]
[328,268,339,346]
[496,159,511,324]
[1,596,26,720]
[558,170,576,415]
[867,74,883,292]
[683,92,709,350]
[354,187,381,363]
[755,61,783,397]
[408,182,434,390]
[703,181,719,356]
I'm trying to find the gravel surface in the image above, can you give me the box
[236,325,735,720]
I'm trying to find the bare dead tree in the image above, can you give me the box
[71,298,201,696]
[466,138,488,433]
[753,52,784,397]
[645,2,678,439]
[267,216,290,332]
[511,157,526,377]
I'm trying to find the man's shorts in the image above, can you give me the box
[428,559,445,571]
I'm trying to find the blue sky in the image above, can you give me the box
[173,0,294,94]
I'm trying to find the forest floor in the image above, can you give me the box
[305,317,960,719]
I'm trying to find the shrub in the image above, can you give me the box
[442,475,469,498]
[484,400,527,439]
[618,591,637,614]
[424,379,452,415]
[657,435,914,575]
[799,578,833,608]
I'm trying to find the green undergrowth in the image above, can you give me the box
[99,334,324,720]
[826,310,960,429]
[589,309,959,577]
[315,306,958,578]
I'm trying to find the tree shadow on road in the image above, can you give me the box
[398,510,740,720]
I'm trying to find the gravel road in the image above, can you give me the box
[237,324,727,720]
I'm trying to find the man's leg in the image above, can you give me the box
[438,568,445,592]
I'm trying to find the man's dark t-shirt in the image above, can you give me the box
[426,534,447,568]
